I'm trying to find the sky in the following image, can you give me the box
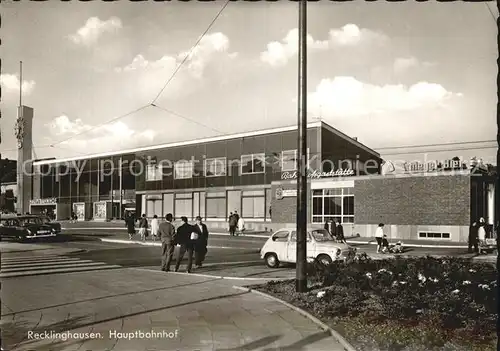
[0,1,498,166]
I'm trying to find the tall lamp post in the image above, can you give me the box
[295,0,308,293]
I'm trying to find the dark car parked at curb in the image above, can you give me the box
[32,215,62,234]
[0,214,57,242]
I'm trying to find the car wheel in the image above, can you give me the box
[18,236,26,243]
[265,253,280,268]
[317,254,332,266]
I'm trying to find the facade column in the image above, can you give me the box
[487,183,495,225]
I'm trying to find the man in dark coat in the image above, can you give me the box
[174,216,195,273]
[193,216,209,268]
[159,213,176,272]
[335,220,346,244]
[125,213,136,240]
[228,212,237,236]
[468,221,479,253]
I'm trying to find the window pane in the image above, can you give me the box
[215,158,226,176]
[312,216,323,223]
[175,161,193,179]
[324,197,342,216]
[312,190,323,196]
[163,193,174,216]
[227,190,241,216]
[206,198,226,218]
[242,190,265,196]
[342,216,354,223]
[312,198,323,216]
[442,233,450,239]
[282,150,297,171]
[199,192,206,219]
[343,187,354,195]
[254,197,265,218]
[175,199,192,219]
[176,193,192,199]
[242,197,254,218]
[207,191,226,198]
[241,155,253,174]
[324,188,342,196]
[193,192,200,218]
[343,196,354,216]
[254,154,265,173]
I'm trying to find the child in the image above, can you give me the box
[151,215,159,241]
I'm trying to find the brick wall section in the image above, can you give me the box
[271,182,311,224]
[354,175,471,226]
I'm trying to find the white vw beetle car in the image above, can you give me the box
[260,228,351,268]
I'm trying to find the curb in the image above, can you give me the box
[232,285,357,351]
[130,267,291,281]
[345,240,468,249]
[98,238,257,250]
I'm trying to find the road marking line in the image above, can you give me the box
[1,259,92,268]
[0,265,123,278]
[1,257,82,264]
[1,262,107,273]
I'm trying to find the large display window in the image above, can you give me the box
[312,187,354,224]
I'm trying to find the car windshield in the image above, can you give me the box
[310,229,335,242]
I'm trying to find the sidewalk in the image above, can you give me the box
[345,236,469,249]
[2,267,347,351]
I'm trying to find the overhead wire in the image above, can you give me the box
[150,104,225,134]
[48,105,151,147]
[45,0,231,149]
[150,0,231,105]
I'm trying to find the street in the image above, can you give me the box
[0,228,473,280]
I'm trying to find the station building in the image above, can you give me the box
[28,120,495,242]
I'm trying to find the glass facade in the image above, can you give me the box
[312,187,354,224]
[32,124,378,222]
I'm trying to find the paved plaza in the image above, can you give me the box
[1,250,345,351]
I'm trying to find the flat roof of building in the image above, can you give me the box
[34,120,380,166]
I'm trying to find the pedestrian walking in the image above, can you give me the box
[228,212,237,236]
[125,213,136,239]
[237,216,245,236]
[336,220,346,244]
[375,223,384,253]
[138,214,148,241]
[193,216,209,268]
[174,216,195,273]
[151,215,160,241]
[468,221,479,253]
[159,213,176,272]
[234,211,240,223]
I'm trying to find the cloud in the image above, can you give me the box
[307,77,461,117]
[261,24,388,66]
[46,115,156,153]
[70,17,122,46]
[393,56,436,73]
[0,74,36,95]
[116,32,236,78]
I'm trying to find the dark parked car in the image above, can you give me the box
[0,214,57,241]
[34,215,62,234]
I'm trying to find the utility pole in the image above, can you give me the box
[295,0,308,293]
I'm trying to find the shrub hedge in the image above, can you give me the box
[258,255,497,351]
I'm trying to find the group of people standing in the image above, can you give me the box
[324,219,346,243]
[124,213,209,273]
[228,211,245,236]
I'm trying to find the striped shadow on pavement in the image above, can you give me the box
[0,254,122,278]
